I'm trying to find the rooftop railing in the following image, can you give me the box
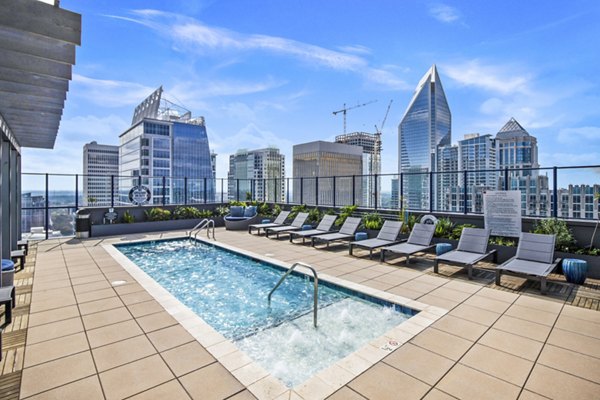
[20,164,600,239]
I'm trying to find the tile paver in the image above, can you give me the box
[13,229,600,400]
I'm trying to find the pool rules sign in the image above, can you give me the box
[483,190,522,237]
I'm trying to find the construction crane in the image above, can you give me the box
[374,99,393,136]
[332,100,377,134]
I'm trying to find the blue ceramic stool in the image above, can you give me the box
[301,224,312,231]
[436,243,453,256]
[355,232,368,241]
[261,219,271,224]
[562,258,588,284]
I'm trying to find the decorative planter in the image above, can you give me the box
[556,252,599,279]
[561,258,589,284]
[365,229,381,239]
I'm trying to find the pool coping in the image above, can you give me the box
[103,236,448,400]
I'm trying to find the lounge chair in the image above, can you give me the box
[495,233,560,295]
[265,212,309,238]
[311,217,362,248]
[248,211,291,234]
[380,223,436,263]
[434,228,497,279]
[289,215,338,244]
[349,220,403,259]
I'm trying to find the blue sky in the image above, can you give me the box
[22,0,600,187]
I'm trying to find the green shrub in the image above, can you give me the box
[173,206,202,220]
[488,236,517,247]
[363,212,384,230]
[145,207,171,221]
[399,212,419,233]
[258,202,271,215]
[336,205,357,226]
[122,210,135,224]
[449,224,477,240]
[532,219,576,252]
[307,207,322,224]
[271,203,282,217]
[289,204,308,220]
[214,206,229,217]
[433,217,454,238]
[229,200,246,207]
[198,209,213,218]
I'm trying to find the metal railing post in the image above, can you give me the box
[110,175,115,208]
[221,179,224,204]
[184,177,188,205]
[45,173,49,240]
[263,178,266,202]
[463,170,468,214]
[300,177,304,204]
[352,175,356,206]
[429,171,434,213]
[315,177,319,206]
[333,176,336,207]
[236,179,240,201]
[553,167,558,218]
[504,168,509,191]
[286,178,290,204]
[162,176,166,206]
[400,173,403,210]
[75,174,79,210]
[203,177,207,204]
[374,173,378,210]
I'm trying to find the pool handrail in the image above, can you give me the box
[189,218,216,241]
[268,262,319,328]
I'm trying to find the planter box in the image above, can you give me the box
[91,219,205,237]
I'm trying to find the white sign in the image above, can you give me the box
[483,190,522,237]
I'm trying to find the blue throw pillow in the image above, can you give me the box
[244,206,257,217]
[230,206,244,217]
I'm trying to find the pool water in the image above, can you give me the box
[116,239,414,387]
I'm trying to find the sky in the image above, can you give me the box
[22,0,600,189]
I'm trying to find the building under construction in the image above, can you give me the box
[335,131,382,208]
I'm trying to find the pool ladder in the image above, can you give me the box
[189,219,216,241]
[268,262,319,328]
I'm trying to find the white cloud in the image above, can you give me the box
[72,74,156,107]
[444,60,530,95]
[109,10,409,91]
[429,3,461,23]
[558,126,600,144]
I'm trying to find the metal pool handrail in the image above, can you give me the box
[268,262,319,328]
[189,219,216,241]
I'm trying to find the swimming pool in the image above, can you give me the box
[115,238,419,388]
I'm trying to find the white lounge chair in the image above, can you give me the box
[434,228,497,279]
[380,223,436,263]
[248,211,291,234]
[265,212,309,238]
[289,215,337,244]
[311,217,362,248]
[349,221,403,259]
[495,232,560,295]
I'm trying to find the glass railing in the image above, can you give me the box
[20,165,600,238]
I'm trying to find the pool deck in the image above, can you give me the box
[7,228,600,399]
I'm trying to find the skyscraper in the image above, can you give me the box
[335,131,382,208]
[119,87,215,205]
[293,141,362,206]
[398,65,451,210]
[227,147,285,202]
[83,141,119,206]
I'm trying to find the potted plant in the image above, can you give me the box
[363,212,384,238]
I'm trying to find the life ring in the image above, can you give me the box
[420,215,438,225]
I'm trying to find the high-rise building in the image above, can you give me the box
[398,65,451,210]
[227,147,285,202]
[293,141,362,206]
[83,141,119,206]
[335,131,382,207]
[436,144,459,211]
[496,118,539,176]
[119,87,215,205]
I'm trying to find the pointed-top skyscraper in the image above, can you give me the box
[398,64,451,210]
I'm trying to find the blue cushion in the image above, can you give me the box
[230,206,244,217]
[1,259,14,271]
[225,216,248,221]
[355,232,368,241]
[244,206,257,217]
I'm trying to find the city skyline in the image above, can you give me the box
[19,1,600,190]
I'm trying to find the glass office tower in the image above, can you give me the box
[398,65,451,210]
[119,87,215,205]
